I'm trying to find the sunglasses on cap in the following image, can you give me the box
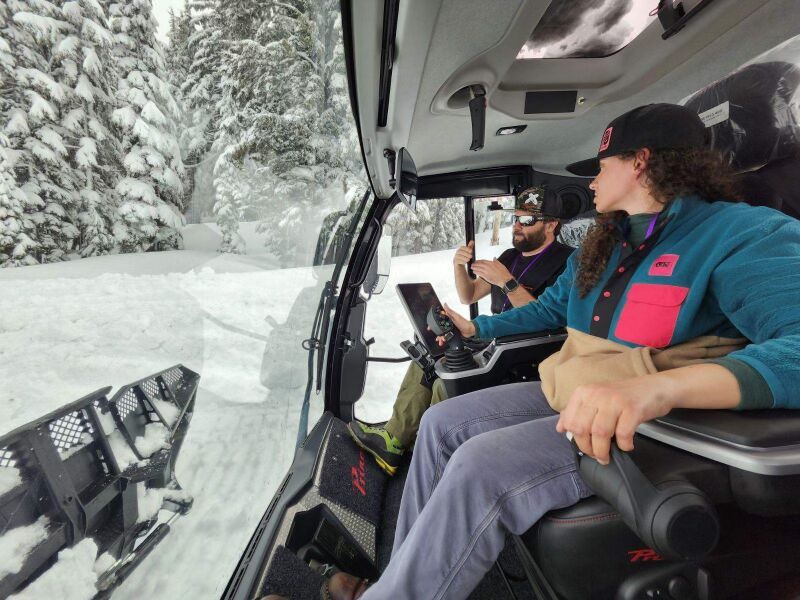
[512,215,552,227]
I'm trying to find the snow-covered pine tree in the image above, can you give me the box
[241,0,323,265]
[429,198,466,250]
[313,0,362,191]
[164,7,195,215]
[58,0,120,257]
[308,0,366,255]
[180,0,222,222]
[0,3,40,265]
[109,0,185,252]
[9,0,80,262]
[208,0,272,253]
[386,198,465,256]
[0,131,38,266]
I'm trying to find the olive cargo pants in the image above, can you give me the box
[384,362,448,448]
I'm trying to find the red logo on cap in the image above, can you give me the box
[599,126,613,152]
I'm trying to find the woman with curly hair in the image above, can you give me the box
[267,103,800,600]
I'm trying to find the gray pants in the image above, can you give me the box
[362,382,592,600]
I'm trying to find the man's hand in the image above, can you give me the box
[453,240,474,266]
[471,258,513,287]
[555,376,674,465]
[435,303,476,345]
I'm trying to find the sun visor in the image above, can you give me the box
[681,36,800,172]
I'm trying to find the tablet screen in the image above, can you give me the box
[396,283,445,358]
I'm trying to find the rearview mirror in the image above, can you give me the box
[363,231,392,296]
[395,148,418,211]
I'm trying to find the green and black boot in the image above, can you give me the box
[347,421,405,476]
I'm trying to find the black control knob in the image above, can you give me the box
[667,576,692,600]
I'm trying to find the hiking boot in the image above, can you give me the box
[347,421,404,476]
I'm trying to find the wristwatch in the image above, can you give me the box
[502,278,519,294]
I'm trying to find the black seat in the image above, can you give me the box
[518,54,800,600]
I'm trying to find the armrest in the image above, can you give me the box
[638,409,800,475]
[494,328,566,345]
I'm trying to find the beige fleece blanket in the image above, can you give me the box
[539,327,747,411]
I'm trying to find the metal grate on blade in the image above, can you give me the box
[0,447,15,469]
[142,379,161,401]
[117,389,139,420]
[48,410,94,455]
[162,368,182,387]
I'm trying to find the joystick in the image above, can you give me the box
[426,306,477,372]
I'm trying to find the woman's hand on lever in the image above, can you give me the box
[436,303,476,346]
[555,364,740,465]
[555,376,673,466]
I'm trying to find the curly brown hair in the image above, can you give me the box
[575,148,742,297]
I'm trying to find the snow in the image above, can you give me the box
[94,552,117,575]
[0,247,325,598]
[0,467,22,496]
[136,484,165,523]
[26,90,57,121]
[151,397,181,426]
[61,432,94,459]
[0,222,555,597]
[133,422,170,458]
[16,68,66,103]
[4,109,30,136]
[112,106,138,130]
[117,177,157,204]
[75,137,97,168]
[106,429,139,471]
[182,221,278,257]
[75,73,95,103]
[55,34,81,59]
[0,517,49,581]
[141,101,167,126]
[10,538,99,600]
[12,12,68,43]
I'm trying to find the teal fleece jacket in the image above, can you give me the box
[472,196,800,409]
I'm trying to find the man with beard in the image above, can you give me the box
[348,188,574,475]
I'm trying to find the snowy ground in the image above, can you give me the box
[0,222,517,598]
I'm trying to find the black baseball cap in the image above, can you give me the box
[565,103,707,177]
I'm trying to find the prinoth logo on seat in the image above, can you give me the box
[351,450,367,496]
[627,548,664,562]
[599,126,613,152]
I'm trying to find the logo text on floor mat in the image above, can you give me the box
[352,450,367,496]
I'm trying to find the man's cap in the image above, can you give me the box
[504,186,558,218]
[565,103,707,177]
[513,186,547,215]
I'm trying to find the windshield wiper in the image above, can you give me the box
[297,189,372,448]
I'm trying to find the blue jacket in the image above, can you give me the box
[473,196,800,409]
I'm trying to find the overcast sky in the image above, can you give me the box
[152,0,187,42]
[518,0,654,59]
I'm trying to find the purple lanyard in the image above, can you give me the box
[501,242,553,312]
[644,213,659,239]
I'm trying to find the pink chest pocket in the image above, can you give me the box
[614,283,689,348]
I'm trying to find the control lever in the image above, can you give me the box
[568,434,719,561]
[426,306,477,372]
[400,340,437,383]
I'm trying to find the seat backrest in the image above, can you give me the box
[683,57,800,216]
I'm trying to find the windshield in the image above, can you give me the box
[0,0,365,597]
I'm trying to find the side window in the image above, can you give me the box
[473,195,515,315]
[356,198,465,423]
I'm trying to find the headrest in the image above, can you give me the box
[683,61,800,172]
